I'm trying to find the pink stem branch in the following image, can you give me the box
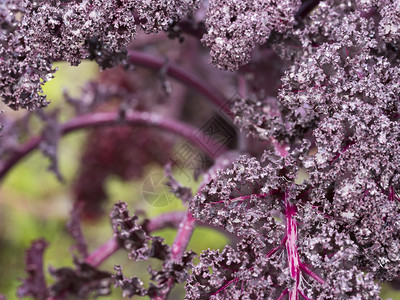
[299,263,324,285]
[170,212,196,260]
[298,289,312,300]
[267,235,288,259]
[285,198,300,300]
[144,211,187,233]
[277,288,289,300]
[211,278,239,296]
[0,111,227,181]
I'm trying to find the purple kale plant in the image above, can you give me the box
[1,0,400,299]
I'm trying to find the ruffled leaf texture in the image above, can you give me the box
[0,0,199,110]
[202,0,301,70]
[111,202,196,298]
[186,149,397,299]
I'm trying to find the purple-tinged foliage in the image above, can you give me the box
[135,0,200,33]
[112,203,196,298]
[186,237,290,299]
[36,109,63,181]
[3,0,400,299]
[17,230,113,299]
[0,0,136,110]
[73,125,173,219]
[188,152,383,298]
[114,246,196,298]
[110,201,171,261]
[67,202,89,259]
[114,265,147,298]
[148,251,197,298]
[0,0,54,110]
[17,239,48,300]
[164,162,193,204]
[17,205,190,299]
[49,260,113,298]
[21,0,136,66]
[0,112,31,160]
[202,0,301,70]
[0,0,135,110]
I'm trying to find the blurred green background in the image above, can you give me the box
[0,62,399,300]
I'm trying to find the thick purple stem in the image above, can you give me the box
[85,237,120,268]
[170,212,196,260]
[127,50,232,119]
[144,211,187,233]
[0,111,227,181]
